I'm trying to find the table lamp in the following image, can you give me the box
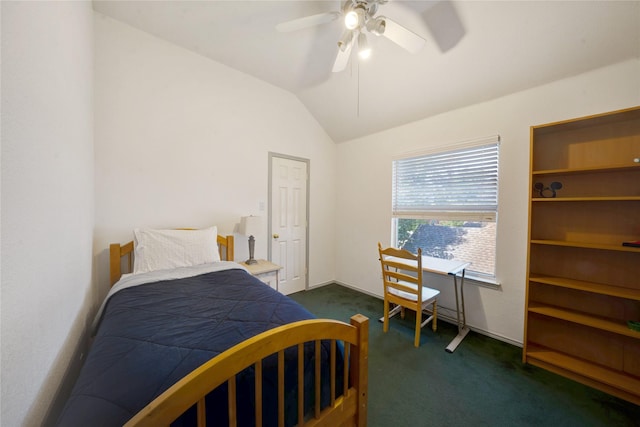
[239,215,261,265]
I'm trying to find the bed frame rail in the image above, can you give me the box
[125,314,369,427]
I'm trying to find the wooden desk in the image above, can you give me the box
[381,255,471,352]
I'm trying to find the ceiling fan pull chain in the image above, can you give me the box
[357,57,360,118]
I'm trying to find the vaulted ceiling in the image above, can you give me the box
[92,1,640,142]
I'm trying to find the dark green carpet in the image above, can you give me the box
[289,284,640,427]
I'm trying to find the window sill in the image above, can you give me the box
[463,273,501,289]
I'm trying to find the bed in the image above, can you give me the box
[57,227,368,426]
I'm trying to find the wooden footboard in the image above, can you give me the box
[125,314,369,427]
[109,234,234,286]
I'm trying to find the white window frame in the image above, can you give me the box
[391,135,500,281]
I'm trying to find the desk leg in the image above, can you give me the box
[446,269,470,353]
[459,269,466,329]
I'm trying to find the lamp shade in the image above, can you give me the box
[239,216,261,237]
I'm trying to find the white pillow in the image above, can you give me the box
[133,226,220,274]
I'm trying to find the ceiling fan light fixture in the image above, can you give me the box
[344,6,365,30]
[337,30,354,52]
[366,17,386,36]
[358,32,372,59]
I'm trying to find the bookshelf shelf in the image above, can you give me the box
[526,345,640,404]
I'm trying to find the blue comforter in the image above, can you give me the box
[57,267,338,426]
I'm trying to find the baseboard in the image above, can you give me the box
[322,281,523,348]
[331,280,383,299]
[306,280,336,290]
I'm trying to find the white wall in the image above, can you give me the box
[1,2,95,426]
[335,59,640,344]
[93,13,337,296]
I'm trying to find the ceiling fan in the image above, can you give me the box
[276,0,463,73]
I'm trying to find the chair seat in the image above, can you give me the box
[388,281,440,303]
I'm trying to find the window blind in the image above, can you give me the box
[392,139,499,221]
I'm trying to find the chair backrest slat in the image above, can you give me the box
[383,270,419,285]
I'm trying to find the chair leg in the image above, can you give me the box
[432,301,438,332]
[414,309,421,347]
[383,299,390,333]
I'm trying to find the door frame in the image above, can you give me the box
[268,152,310,291]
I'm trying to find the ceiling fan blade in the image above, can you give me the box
[379,17,426,54]
[332,41,353,72]
[422,1,465,52]
[276,11,341,32]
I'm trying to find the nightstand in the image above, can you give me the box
[240,259,282,291]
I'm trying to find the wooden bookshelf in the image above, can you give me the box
[523,106,640,405]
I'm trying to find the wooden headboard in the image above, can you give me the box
[109,234,235,287]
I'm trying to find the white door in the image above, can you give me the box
[270,156,308,295]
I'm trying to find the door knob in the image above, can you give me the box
[273,234,279,239]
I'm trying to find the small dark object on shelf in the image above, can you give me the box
[622,240,640,248]
[534,181,563,198]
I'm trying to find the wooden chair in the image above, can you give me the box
[378,243,440,347]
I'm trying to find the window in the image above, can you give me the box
[391,136,500,281]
